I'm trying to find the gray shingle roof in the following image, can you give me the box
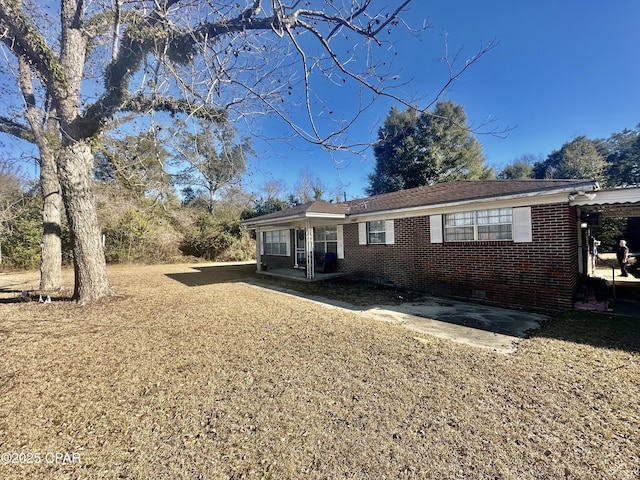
[345,179,597,214]
[244,200,348,223]
[243,179,597,224]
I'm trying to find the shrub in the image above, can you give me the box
[0,198,42,269]
[103,208,182,263]
[180,212,254,261]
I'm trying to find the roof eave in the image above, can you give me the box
[242,212,346,229]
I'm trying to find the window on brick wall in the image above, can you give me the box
[358,220,395,245]
[264,229,290,255]
[444,208,513,241]
[367,220,386,244]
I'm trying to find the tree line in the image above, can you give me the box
[0,0,431,303]
[0,0,635,302]
[364,102,639,250]
[367,103,639,192]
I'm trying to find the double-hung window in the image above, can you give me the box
[264,229,289,255]
[444,208,513,241]
[314,226,338,256]
[367,220,387,244]
[358,220,395,245]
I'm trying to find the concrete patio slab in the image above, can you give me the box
[245,281,547,354]
[357,298,546,354]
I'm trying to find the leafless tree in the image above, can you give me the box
[0,55,63,290]
[293,167,328,203]
[0,0,490,303]
[170,118,253,215]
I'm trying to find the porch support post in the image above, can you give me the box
[305,221,314,279]
[255,227,261,271]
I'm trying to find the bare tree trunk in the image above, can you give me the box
[18,57,63,291]
[40,149,62,291]
[208,187,215,216]
[58,141,111,303]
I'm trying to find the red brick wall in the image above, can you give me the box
[341,204,579,311]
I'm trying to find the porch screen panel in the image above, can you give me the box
[314,226,338,256]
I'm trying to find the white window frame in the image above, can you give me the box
[358,220,395,245]
[263,229,290,256]
[314,225,338,256]
[367,220,386,244]
[444,208,513,242]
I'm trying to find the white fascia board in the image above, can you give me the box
[304,212,346,219]
[242,216,302,229]
[348,191,576,222]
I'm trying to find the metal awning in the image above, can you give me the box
[569,186,640,217]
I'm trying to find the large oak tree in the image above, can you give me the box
[0,0,426,303]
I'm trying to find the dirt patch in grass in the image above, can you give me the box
[1,263,639,479]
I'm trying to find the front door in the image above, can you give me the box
[295,229,306,267]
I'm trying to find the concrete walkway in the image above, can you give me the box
[246,281,546,354]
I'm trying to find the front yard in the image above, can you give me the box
[0,263,638,479]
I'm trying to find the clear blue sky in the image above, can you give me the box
[244,0,640,200]
[2,1,638,202]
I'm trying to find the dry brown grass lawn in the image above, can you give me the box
[0,263,638,479]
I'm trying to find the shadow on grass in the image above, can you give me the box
[166,264,640,352]
[532,310,640,353]
[166,263,257,287]
[250,275,423,307]
[0,292,74,304]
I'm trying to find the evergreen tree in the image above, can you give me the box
[367,101,492,195]
[605,126,640,187]
[533,136,607,181]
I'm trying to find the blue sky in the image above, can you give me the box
[243,1,640,200]
[2,1,638,202]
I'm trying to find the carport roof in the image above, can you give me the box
[243,200,349,225]
[570,186,640,217]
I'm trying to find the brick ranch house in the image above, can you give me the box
[242,179,640,311]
